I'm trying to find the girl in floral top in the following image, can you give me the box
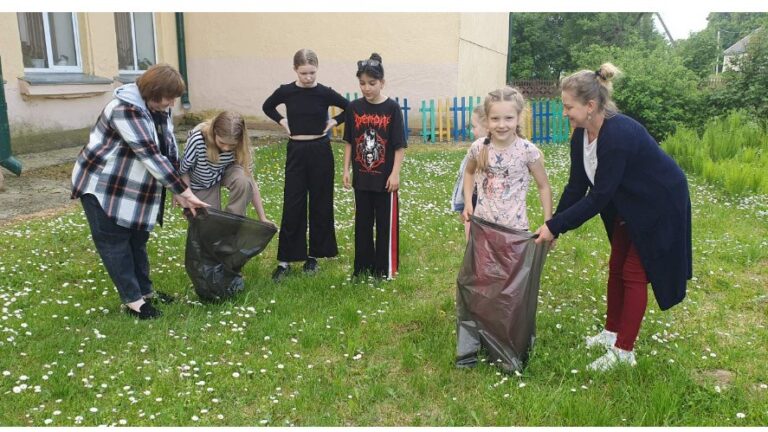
[462,86,552,231]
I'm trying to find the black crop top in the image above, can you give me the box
[262,82,348,135]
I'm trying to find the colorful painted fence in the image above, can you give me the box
[528,98,571,144]
[329,95,570,144]
[329,93,411,142]
[418,96,486,143]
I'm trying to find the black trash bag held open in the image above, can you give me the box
[185,208,277,302]
[456,216,549,373]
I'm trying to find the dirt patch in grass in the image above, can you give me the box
[692,369,736,389]
[0,134,288,227]
[0,162,76,226]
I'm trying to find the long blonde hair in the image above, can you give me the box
[476,86,526,172]
[560,62,622,118]
[198,111,251,169]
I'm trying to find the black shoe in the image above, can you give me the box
[145,291,175,305]
[126,302,162,320]
[303,258,318,274]
[272,265,290,282]
[455,353,478,369]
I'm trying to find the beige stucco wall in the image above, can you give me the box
[182,12,460,121]
[0,13,183,153]
[0,14,25,80]
[182,12,507,129]
[1,13,115,142]
[155,13,179,71]
[77,13,119,78]
[1,12,507,151]
[457,13,509,97]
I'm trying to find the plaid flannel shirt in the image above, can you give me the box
[71,89,186,231]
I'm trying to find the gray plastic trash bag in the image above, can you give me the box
[185,208,277,302]
[456,216,549,373]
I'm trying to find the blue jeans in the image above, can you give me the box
[80,194,154,304]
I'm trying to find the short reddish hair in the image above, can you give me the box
[136,63,186,101]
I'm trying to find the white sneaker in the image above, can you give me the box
[585,329,617,349]
[587,346,637,372]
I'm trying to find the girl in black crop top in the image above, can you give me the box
[262,51,348,138]
[262,49,348,282]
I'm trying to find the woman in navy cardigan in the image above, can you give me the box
[535,63,692,372]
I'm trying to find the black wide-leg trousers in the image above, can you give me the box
[277,136,338,262]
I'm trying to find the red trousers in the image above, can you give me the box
[605,218,648,351]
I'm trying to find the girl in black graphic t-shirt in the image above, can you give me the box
[342,53,407,279]
[262,49,348,282]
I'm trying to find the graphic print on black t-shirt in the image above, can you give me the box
[344,97,406,192]
[353,113,391,173]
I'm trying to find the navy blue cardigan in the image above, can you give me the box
[546,114,692,311]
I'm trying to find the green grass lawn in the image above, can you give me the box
[0,140,766,426]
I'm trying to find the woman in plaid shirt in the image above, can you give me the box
[71,64,209,320]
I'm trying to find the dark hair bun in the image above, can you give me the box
[370,53,382,63]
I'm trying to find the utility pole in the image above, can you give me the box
[715,30,721,75]
[655,12,675,46]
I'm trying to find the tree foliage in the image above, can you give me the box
[569,44,701,141]
[706,30,768,124]
[509,12,768,139]
[508,13,662,81]
[675,13,768,78]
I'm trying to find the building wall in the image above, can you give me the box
[0,12,180,152]
[457,13,509,98]
[2,13,113,137]
[78,13,120,78]
[183,12,467,128]
[1,12,508,152]
[0,14,25,80]
[723,54,740,72]
[155,13,180,70]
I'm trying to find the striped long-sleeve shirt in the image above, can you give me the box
[179,130,236,190]
[71,84,187,231]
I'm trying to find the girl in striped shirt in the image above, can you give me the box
[180,111,272,225]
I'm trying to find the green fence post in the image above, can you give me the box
[420,100,428,143]
[0,56,22,176]
[429,99,435,143]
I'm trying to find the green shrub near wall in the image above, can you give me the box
[663,111,768,195]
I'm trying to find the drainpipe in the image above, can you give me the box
[506,12,513,85]
[0,57,22,176]
[175,12,191,110]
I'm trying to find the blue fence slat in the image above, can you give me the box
[450,97,458,141]
[459,96,467,141]
[429,99,435,143]
[401,97,410,141]
[544,99,552,143]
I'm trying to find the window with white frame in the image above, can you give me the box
[17,12,81,72]
[115,12,157,73]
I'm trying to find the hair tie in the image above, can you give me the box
[595,69,604,80]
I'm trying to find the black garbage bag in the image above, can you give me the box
[185,208,277,302]
[456,216,549,373]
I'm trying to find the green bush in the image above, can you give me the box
[571,44,702,141]
[663,110,768,195]
[702,30,768,128]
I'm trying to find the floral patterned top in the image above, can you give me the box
[467,136,541,230]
